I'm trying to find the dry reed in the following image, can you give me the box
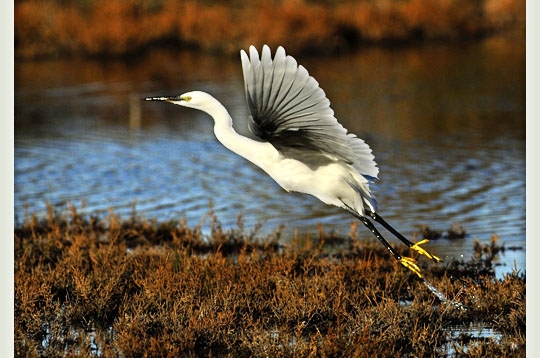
[15,0,525,59]
[14,205,525,356]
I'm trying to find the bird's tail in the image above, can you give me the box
[344,176,378,215]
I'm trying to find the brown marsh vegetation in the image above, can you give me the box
[15,0,525,59]
[15,205,525,356]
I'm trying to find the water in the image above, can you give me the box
[15,37,525,277]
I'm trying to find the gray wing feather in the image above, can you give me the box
[240,45,379,179]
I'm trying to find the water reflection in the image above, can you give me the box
[15,37,525,277]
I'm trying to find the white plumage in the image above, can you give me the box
[146,45,440,277]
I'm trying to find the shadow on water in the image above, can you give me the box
[15,36,525,278]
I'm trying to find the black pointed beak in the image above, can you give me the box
[144,95,182,102]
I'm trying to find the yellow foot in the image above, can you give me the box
[399,257,423,278]
[410,239,441,262]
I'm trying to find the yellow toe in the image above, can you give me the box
[410,239,441,262]
[399,257,423,278]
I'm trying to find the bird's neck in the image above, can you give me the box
[204,99,278,169]
[202,99,237,145]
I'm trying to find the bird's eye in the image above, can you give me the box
[182,95,192,102]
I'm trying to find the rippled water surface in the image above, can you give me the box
[15,38,525,277]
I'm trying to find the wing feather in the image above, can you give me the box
[241,45,379,179]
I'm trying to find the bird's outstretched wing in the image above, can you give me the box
[240,45,379,179]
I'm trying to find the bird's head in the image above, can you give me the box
[145,91,216,111]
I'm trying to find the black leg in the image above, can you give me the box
[358,216,402,261]
[341,204,423,277]
[366,210,415,247]
[366,210,441,262]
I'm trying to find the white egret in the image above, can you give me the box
[146,45,440,278]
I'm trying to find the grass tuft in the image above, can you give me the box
[15,205,525,356]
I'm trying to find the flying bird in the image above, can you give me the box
[145,45,440,277]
